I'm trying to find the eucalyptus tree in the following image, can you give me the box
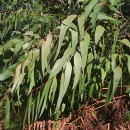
[0,0,130,129]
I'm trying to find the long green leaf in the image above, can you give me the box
[97,13,120,25]
[80,33,90,71]
[56,61,72,109]
[4,97,10,129]
[105,67,122,106]
[84,0,98,20]
[111,54,118,71]
[120,39,130,48]
[49,48,72,80]
[78,15,85,39]
[72,52,82,89]
[70,29,78,56]
[11,64,22,93]
[54,24,69,60]
[95,25,105,45]
[41,32,52,77]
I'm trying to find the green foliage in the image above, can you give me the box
[0,0,130,129]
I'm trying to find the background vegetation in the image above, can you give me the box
[0,0,130,129]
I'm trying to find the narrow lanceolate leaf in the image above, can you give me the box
[111,31,119,54]
[113,67,122,95]
[84,0,98,20]
[23,31,34,36]
[111,54,118,71]
[120,39,130,48]
[72,52,82,89]
[49,76,57,104]
[57,61,72,109]
[0,69,13,81]
[64,61,72,92]
[38,80,52,118]
[11,64,22,93]
[105,67,122,106]
[49,48,72,80]
[95,25,105,45]
[55,24,69,60]
[62,15,77,30]
[97,13,120,25]
[28,94,32,125]
[87,53,94,82]
[70,29,78,55]
[78,15,85,39]
[80,33,90,71]
[56,72,65,109]
[41,32,52,76]
[5,97,10,129]
[126,54,130,74]
[90,3,103,27]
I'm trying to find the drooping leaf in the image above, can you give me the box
[38,80,52,118]
[4,97,10,129]
[72,52,82,89]
[126,54,130,74]
[111,54,118,71]
[90,3,103,27]
[70,29,78,55]
[23,31,34,36]
[54,24,69,60]
[84,0,98,20]
[111,31,119,54]
[105,67,122,106]
[41,32,52,77]
[78,15,85,39]
[49,76,57,104]
[49,48,72,80]
[56,72,65,109]
[97,13,120,25]
[62,15,77,30]
[95,25,105,45]
[80,33,90,71]
[0,69,13,81]
[57,61,72,109]
[11,64,22,93]
[120,39,130,48]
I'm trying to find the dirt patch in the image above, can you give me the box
[24,95,130,130]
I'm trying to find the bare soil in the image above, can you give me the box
[24,95,130,130]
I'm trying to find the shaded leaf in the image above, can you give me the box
[105,67,122,106]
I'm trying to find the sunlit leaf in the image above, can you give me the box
[84,0,98,20]
[49,48,72,80]
[23,31,34,36]
[11,64,22,93]
[120,39,130,48]
[72,52,82,89]
[78,15,85,39]
[55,24,69,60]
[97,13,120,24]
[95,25,105,45]
[70,29,78,55]
[41,32,52,77]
